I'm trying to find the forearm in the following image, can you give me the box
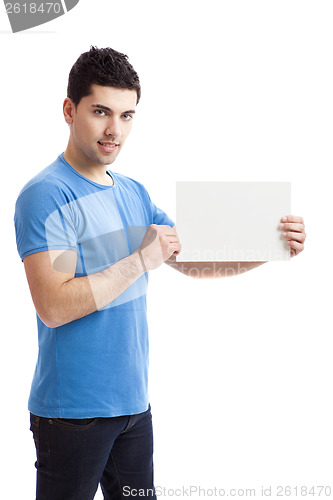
[48,252,144,327]
[25,224,180,328]
[167,257,266,278]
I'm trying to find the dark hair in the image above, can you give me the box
[67,46,141,107]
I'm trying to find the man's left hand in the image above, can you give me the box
[280,215,306,257]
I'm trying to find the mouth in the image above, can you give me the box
[97,141,119,153]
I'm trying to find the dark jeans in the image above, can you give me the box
[30,405,156,500]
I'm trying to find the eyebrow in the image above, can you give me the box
[92,104,136,114]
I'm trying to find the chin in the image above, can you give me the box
[95,154,118,166]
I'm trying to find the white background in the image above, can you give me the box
[0,1,332,498]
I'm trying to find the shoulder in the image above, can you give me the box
[112,171,146,189]
[16,156,77,211]
[112,172,151,199]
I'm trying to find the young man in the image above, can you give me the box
[14,46,306,500]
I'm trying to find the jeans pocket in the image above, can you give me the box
[49,417,101,431]
[30,413,40,467]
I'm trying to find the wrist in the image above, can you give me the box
[137,249,147,273]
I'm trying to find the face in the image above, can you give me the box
[64,84,137,168]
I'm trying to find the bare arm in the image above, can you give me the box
[164,225,265,278]
[166,215,306,278]
[165,254,266,278]
[23,224,181,328]
[24,249,145,328]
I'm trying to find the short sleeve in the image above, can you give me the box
[14,180,78,261]
[137,183,174,227]
[150,200,175,227]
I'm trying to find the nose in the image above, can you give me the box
[105,117,122,139]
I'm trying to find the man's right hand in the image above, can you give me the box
[138,224,181,271]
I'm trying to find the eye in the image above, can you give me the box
[122,114,133,121]
[94,109,107,117]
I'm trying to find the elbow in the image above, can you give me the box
[36,303,67,329]
[40,316,64,329]
[38,312,63,329]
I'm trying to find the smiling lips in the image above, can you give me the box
[97,141,119,153]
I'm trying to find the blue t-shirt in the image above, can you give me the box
[14,153,174,418]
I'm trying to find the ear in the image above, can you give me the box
[63,97,75,125]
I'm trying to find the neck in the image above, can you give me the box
[63,146,114,186]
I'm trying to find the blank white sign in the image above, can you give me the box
[176,182,291,262]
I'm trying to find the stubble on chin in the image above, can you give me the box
[90,147,120,166]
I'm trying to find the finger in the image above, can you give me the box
[290,248,297,257]
[157,224,175,232]
[158,225,179,237]
[169,241,181,251]
[163,243,181,260]
[280,222,305,233]
[172,246,181,256]
[287,239,304,252]
[281,215,304,224]
[282,231,306,243]
[168,228,179,238]
[168,238,181,248]
[161,233,180,245]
